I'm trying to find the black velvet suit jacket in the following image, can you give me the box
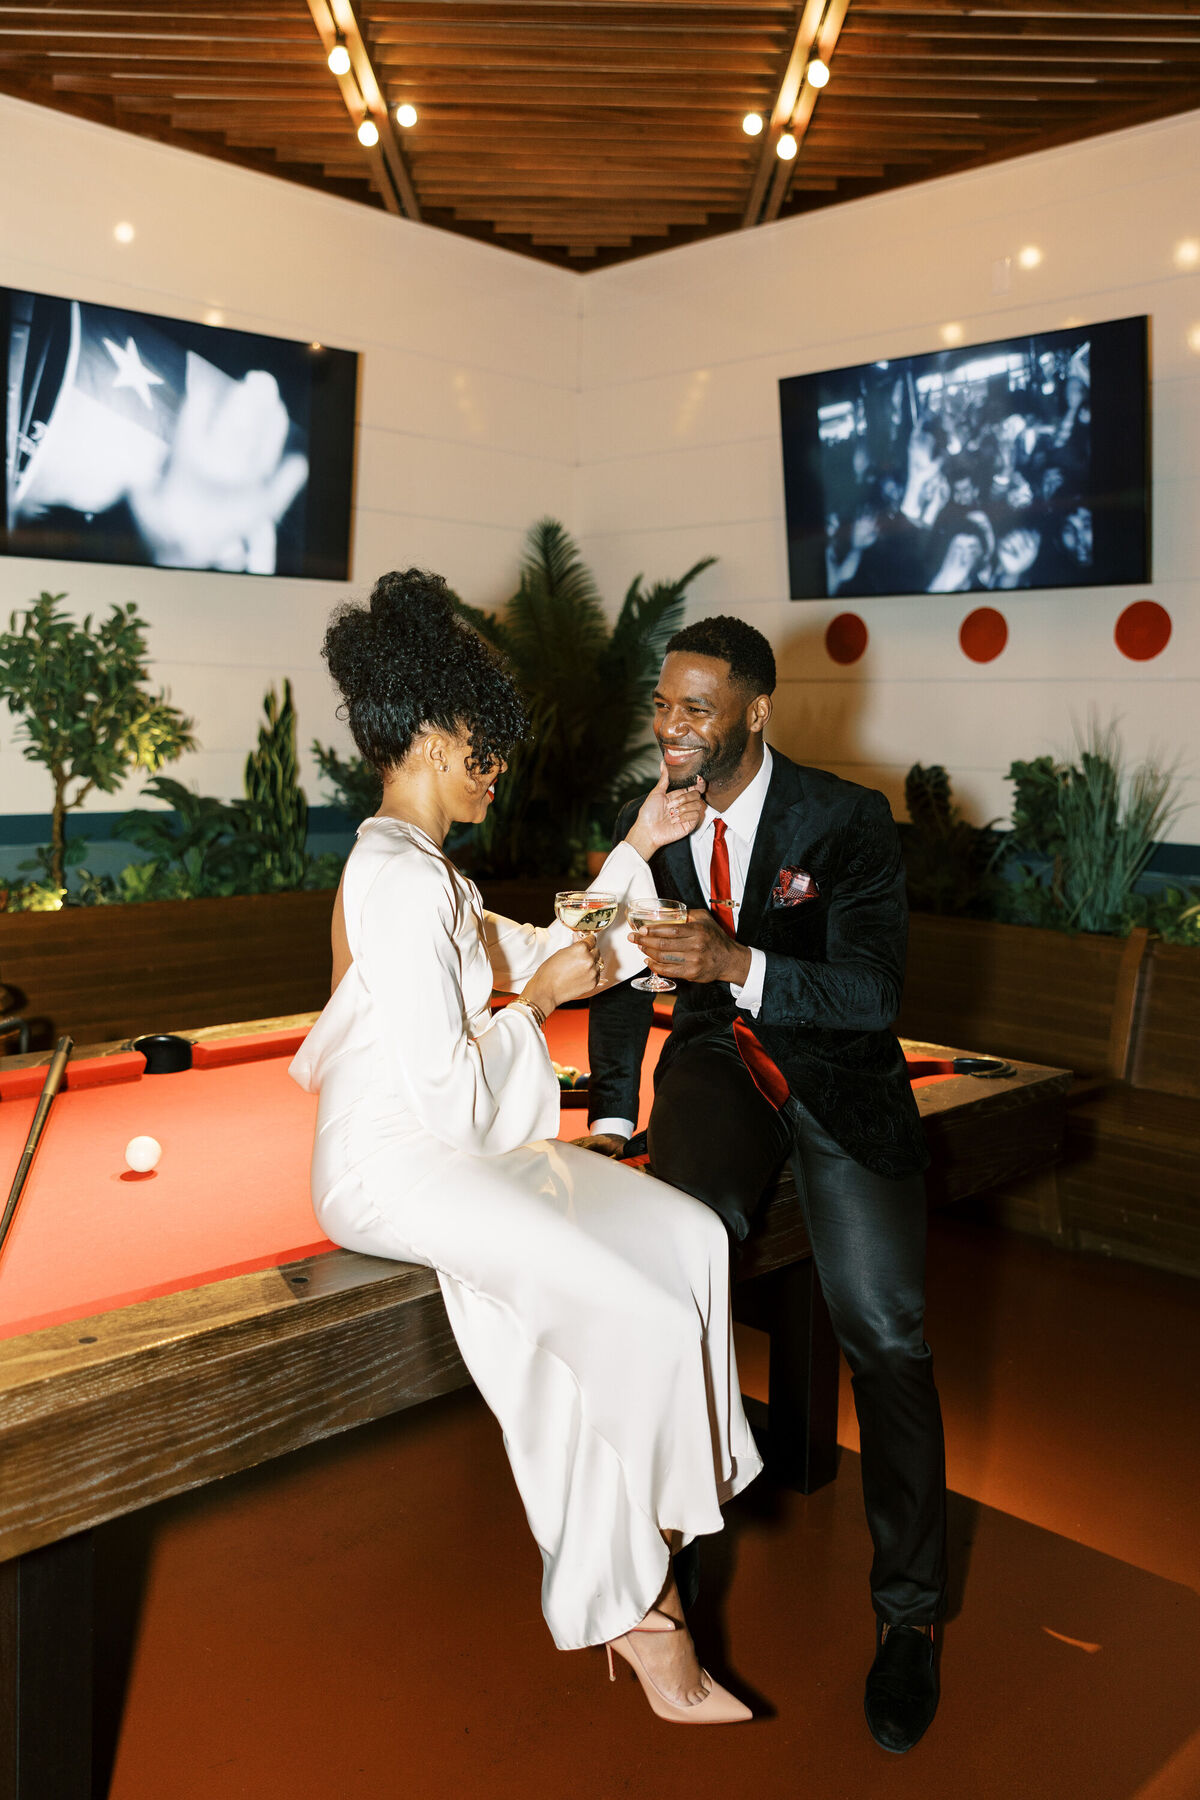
[587,749,929,1181]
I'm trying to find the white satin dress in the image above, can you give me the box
[289,817,761,1651]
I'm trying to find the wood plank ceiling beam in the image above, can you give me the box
[741,0,824,226]
[305,0,420,219]
[760,0,850,224]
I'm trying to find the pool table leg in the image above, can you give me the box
[0,1533,93,1800]
[757,1257,841,1494]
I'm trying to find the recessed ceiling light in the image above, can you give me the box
[1175,238,1199,269]
[806,58,830,89]
[113,221,135,244]
[776,132,798,161]
[941,322,964,346]
[742,113,763,137]
[358,117,379,147]
[396,103,417,128]
[205,308,224,326]
[1017,244,1043,270]
[1188,323,1200,355]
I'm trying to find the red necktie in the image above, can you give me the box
[708,820,790,1111]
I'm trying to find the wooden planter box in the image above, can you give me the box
[0,891,337,1049]
[898,912,1136,1080]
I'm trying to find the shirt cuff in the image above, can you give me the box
[588,1116,636,1141]
[729,947,767,1017]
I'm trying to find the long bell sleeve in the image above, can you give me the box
[354,852,561,1156]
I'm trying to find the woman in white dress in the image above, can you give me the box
[291,569,762,1724]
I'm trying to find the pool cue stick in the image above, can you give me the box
[0,1034,73,1262]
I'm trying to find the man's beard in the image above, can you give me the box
[662,717,750,792]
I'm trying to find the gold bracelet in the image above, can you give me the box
[516,994,546,1032]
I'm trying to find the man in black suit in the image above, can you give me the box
[583,615,946,1753]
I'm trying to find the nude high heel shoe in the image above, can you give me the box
[605,1609,752,1724]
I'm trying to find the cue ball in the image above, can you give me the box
[124,1135,162,1173]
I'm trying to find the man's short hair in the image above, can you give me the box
[665,615,776,697]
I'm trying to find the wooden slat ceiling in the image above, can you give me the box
[3,2,1200,268]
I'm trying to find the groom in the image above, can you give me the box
[582,614,947,1754]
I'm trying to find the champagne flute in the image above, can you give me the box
[627,897,689,993]
[554,890,619,937]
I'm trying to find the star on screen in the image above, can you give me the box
[103,334,164,410]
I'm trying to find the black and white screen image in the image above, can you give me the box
[2,289,357,579]
[779,316,1149,601]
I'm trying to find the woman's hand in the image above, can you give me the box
[520,933,604,1020]
[626,764,707,861]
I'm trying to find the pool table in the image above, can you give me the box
[0,1012,1070,1799]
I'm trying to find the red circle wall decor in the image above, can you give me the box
[825,612,868,665]
[959,607,1008,663]
[1114,601,1171,661]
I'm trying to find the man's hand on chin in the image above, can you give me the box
[574,1133,628,1158]
[631,911,752,987]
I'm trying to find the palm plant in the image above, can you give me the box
[458,519,714,876]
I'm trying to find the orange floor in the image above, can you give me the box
[95,1216,1200,1800]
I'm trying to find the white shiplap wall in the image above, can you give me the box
[2,94,1198,844]
[577,110,1200,842]
[0,93,579,812]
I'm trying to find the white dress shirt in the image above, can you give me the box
[591,745,773,1141]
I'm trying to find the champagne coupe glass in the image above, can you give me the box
[554,890,620,938]
[627,897,689,993]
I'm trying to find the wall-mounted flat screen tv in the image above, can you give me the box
[2,288,357,579]
[779,315,1149,600]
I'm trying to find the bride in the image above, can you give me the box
[291,568,761,1724]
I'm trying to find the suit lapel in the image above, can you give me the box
[737,754,807,941]
[657,834,705,910]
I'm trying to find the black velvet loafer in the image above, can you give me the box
[864,1620,939,1753]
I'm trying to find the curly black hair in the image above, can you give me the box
[322,569,528,776]
[665,614,776,697]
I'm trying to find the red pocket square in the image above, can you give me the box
[771,865,820,906]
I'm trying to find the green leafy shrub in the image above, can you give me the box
[1000,722,1180,935]
[311,741,383,819]
[900,764,1003,916]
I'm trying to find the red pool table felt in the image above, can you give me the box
[0,1015,955,1341]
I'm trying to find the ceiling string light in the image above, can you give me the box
[357,116,380,147]
[806,57,830,89]
[396,103,418,128]
[776,132,798,161]
[742,113,764,138]
[327,31,350,76]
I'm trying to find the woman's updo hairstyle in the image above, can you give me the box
[323,568,527,776]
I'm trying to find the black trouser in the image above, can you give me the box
[648,1033,947,1627]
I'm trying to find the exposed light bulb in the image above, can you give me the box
[742,112,763,137]
[1174,238,1200,269]
[113,221,135,244]
[807,58,830,89]
[396,102,418,128]
[1017,244,1043,270]
[776,132,798,161]
[358,117,380,147]
[328,37,351,76]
